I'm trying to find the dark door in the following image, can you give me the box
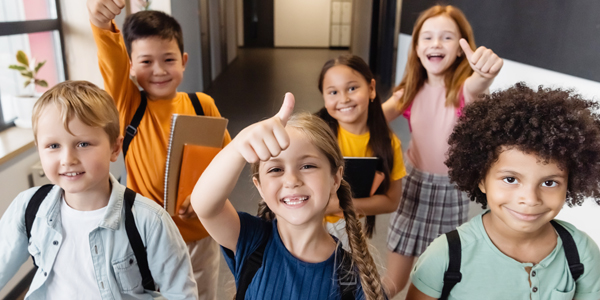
[243,0,274,47]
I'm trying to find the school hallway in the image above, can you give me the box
[206,47,411,300]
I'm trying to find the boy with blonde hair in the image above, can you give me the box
[0,81,197,299]
[87,1,231,297]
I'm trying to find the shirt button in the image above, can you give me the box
[532,287,538,293]
[44,272,47,276]
[53,241,58,246]
[531,270,536,277]
[129,259,134,265]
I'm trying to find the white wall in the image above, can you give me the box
[274,0,331,47]
[209,0,222,80]
[226,0,238,64]
[236,0,243,47]
[395,32,600,245]
[350,0,372,62]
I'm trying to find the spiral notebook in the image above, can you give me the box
[164,114,228,215]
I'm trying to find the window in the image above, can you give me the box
[0,0,68,131]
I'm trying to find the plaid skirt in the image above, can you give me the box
[387,160,470,256]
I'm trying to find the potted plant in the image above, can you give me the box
[8,50,47,128]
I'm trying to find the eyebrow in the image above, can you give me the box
[136,52,177,59]
[268,154,319,163]
[326,81,359,89]
[420,30,457,35]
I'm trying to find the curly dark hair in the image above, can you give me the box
[445,82,600,207]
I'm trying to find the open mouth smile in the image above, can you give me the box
[280,195,309,207]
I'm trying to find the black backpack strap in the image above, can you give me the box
[440,230,462,300]
[187,92,204,116]
[338,249,357,300]
[236,227,272,300]
[122,91,148,158]
[551,220,584,281]
[123,188,155,291]
[25,184,54,268]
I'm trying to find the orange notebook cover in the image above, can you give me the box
[164,114,228,215]
[175,144,222,214]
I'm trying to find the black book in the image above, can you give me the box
[343,157,379,198]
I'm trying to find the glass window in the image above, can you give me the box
[0,0,58,22]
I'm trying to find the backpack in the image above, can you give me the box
[235,226,358,300]
[439,220,585,300]
[122,91,205,158]
[25,184,156,291]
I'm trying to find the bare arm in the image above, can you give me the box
[191,93,295,252]
[352,178,402,215]
[460,39,503,101]
[405,283,437,300]
[382,89,404,122]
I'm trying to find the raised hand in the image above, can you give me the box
[87,0,125,30]
[460,38,503,79]
[234,93,295,163]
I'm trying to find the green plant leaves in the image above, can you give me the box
[23,80,32,88]
[8,65,27,71]
[35,79,48,87]
[16,50,29,66]
[20,71,33,78]
[34,61,46,73]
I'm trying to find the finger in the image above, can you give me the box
[489,58,504,75]
[459,39,474,61]
[178,195,191,215]
[105,0,123,15]
[474,49,492,71]
[181,201,198,220]
[480,54,498,74]
[470,46,486,67]
[262,132,284,157]
[275,92,295,126]
[112,0,126,9]
[95,5,117,22]
[250,140,272,161]
[272,120,290,150]
[238,143,260,164]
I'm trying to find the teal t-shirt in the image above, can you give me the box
[411,211,600,300]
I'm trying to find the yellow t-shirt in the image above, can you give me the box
[326,126,407,223]
[91,22,231,243]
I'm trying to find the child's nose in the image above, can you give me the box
[60,148,79,166]
[153,63,167,75]
[283,171,302,188]
[518,185,542,206]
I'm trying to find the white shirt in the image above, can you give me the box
[45,197,107,300]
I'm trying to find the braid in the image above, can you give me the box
[338,180,385,300]
[257,200,276,221]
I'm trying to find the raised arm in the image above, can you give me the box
[382,89,405,122]
[460,38,503,101]
[191,93,295,252]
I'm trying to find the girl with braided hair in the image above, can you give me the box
[191,93,386,299]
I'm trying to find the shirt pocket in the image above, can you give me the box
[112,253,143,293]
[550,286,575,300]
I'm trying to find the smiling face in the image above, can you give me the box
[322,65,376,134]
[36,104,121,206]
[129,36,188,100]
[479,148,568,237]
[416,14,462,79]
[253,128,342,227]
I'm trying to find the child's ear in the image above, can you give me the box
[332,166,343,193]
[129,61,136,77]
[369,79,377,101]
[478,180,487,194]
[110,136,124,162]
[252,176,265,199]
[182,52,189,69]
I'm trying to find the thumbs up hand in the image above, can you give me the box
[87,0,125,30]
[460,38,503,79]
[234,93,295,163]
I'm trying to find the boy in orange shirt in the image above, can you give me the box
[87,0,231,298]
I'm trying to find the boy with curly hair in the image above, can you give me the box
[406,83,600,300]
[87,1,231,297]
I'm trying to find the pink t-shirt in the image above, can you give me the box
[404,83,473,174]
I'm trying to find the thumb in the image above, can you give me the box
[459,38,473,61]
[113,0,125,9]
[275,92,295,126]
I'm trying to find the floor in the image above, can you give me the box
[206,47,411,300]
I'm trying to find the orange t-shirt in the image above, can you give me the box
[91,22,231,243]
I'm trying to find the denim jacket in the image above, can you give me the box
[0,174,198,299]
